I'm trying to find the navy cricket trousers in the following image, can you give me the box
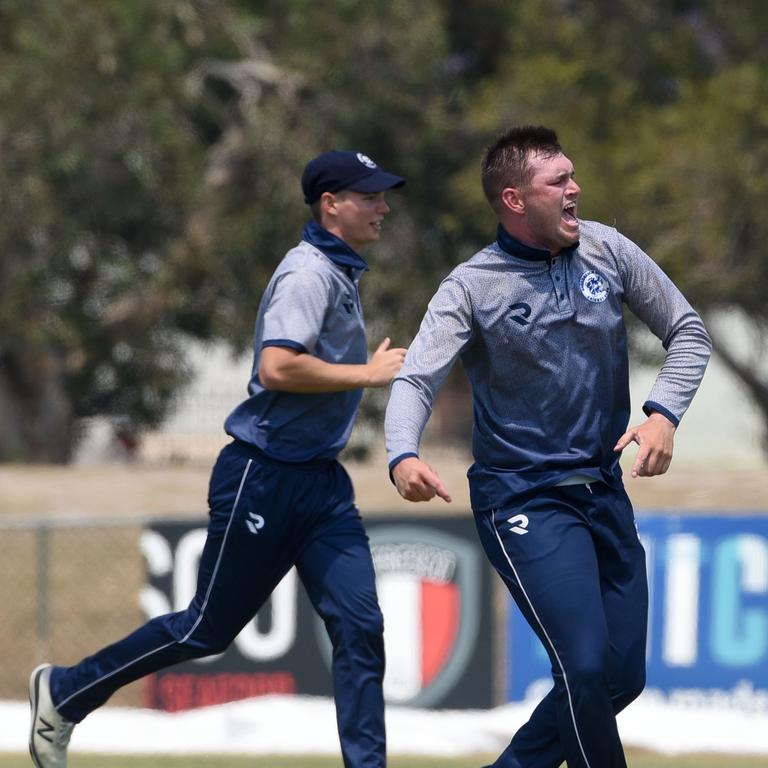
[474,482,648,768]
[49,440,386,768]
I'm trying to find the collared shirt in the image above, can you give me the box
[224,221,368,462]
[385,220,712,510]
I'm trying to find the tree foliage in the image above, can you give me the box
[0,0,237,459]
[0,0,766,461]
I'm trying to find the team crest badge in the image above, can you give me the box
[356,153,377,168]
[579,270,609,303]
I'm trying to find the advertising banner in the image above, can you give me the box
[506,513,768,710]
[140,515,494,711]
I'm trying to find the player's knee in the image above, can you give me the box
[168,613,236,657]
[349,608,384,644]
[568,657,606,691]
[174,629,231,657]
[626,670,646,703]
[200,636,232,656]
[366,606,385,635]
[328,606,384,657]
[614,666,645,710]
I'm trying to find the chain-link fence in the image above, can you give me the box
[1,516,163,707]
[3,511,502,713]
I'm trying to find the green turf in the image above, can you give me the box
[4,753,768,768]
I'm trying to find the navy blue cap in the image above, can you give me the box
[301,150,405,204]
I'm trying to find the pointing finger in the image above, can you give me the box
[614,429,638,452]
[434,481,452,503]
[425,468,452,503]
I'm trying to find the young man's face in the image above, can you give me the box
[518,151,581,253]
[322,190,391,251]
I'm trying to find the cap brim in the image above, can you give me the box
[347,170,406,194]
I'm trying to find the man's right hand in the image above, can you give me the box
[392,456,452,503]
[366,337,407,387]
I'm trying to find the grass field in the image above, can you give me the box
[4,753,768,768]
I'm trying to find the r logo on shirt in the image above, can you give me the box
[508,302,532,326]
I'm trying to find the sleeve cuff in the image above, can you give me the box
[642,401,679,427]
[262,339,308,353]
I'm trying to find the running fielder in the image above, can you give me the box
[29,150,406,768]
[385,126,711,768]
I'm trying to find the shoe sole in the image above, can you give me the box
[28,663,50,768]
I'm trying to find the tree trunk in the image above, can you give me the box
[707,326,768,456]
[0,348,75,463]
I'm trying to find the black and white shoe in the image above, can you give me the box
[29,664,74,768]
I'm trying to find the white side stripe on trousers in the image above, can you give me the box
[58,458,254,710]
[488,509,592,768]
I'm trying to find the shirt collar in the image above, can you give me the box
[496,224,578,262]
[302,221,369,272]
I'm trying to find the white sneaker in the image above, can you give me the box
[29,664,74,768]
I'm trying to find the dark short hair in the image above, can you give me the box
[309,200,323,223]
[308,190,352,224]
[481,126,562,212]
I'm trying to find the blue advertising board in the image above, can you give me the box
[507,514,768,707]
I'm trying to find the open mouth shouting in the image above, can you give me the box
[562,200,578,228]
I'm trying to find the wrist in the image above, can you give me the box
[360,361,375,388]
[648,411,677,429]
[388,452,419,484]
[643,400,679,427]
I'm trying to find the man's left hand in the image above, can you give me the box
[614,412,677,478]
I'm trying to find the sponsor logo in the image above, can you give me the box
[508,302,532,326]
[507,514,530,535]
[507,516,768,703]
[245,512,265,535]
[356,152,377,169]
[316,525,482,706]
[579,270,609,303]
[35,717,55,744]
[144,518,492,711]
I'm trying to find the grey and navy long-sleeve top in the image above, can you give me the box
[385,220,712,511]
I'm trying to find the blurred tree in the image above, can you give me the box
[0,0,238,460]
[621,62,768,448]
[449,0,768,453]
[0,0,462,461]
[1,0,766,461]
[180,0,469,454]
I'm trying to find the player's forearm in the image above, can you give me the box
[645,312,712,422]
[385,379,433,465]
[260,352,374,393]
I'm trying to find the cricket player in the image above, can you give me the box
[29,150,406,768]
[385,126,711,768]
